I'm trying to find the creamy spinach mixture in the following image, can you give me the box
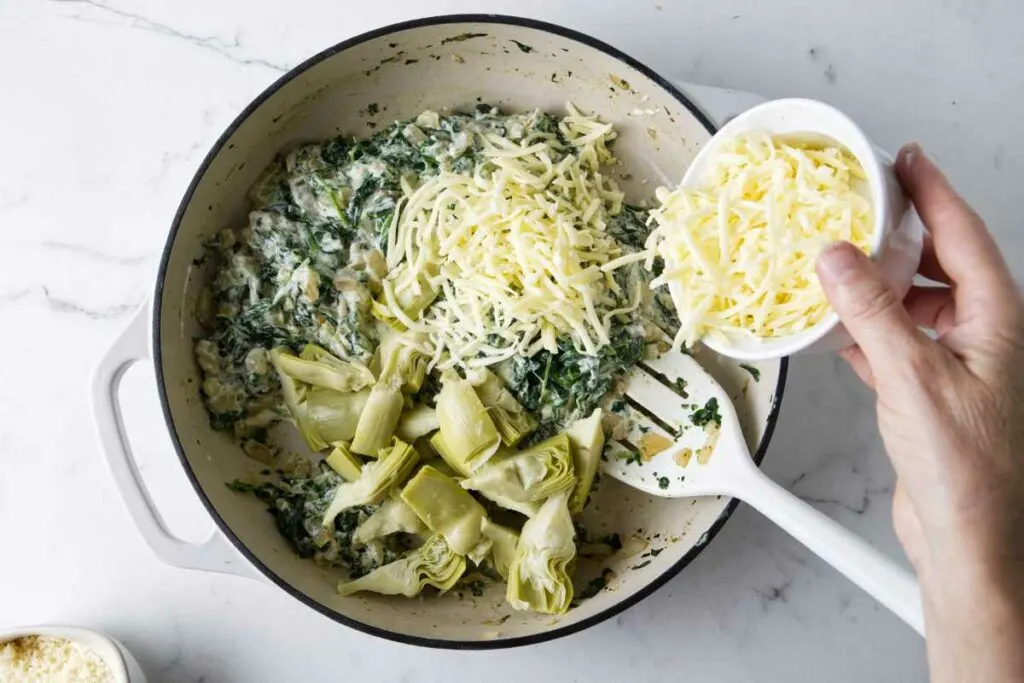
[194,105,680,605]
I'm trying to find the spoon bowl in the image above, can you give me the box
[601,349,925,634]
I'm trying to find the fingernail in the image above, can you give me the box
[898,142,922,173]
[817,242,863,282]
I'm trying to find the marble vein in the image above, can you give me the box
[755,580,792,611]
[798,484,893,516]
[42,286,140,319]
[38,240,155,266]
[47,0,289,72]
[0,191,29,213]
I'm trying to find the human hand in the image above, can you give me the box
[816,144,1024,681]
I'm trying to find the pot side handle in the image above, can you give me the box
[91,304,261,580]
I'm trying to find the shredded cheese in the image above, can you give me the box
[376,105,641,368]
[646,132,873,348]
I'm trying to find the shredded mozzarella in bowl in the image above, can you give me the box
[645,131,876,351]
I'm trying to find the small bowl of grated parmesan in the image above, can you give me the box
[0,626,146,683]
[647,97,923,361]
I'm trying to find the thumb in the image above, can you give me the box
[817,242,926,368]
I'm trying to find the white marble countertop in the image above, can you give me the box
[2,0,1021,681]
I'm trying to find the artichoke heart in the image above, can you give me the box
[378,329,430,394]
[461,433,575,504]
[435,371,501,476]
[566,409,605,514]
[468,368,537,446]
[351,331,429,456]
[337,534,465,597]
[400,465,490,557]
[270,347,371,451]
[306,388,371,445]
[506,491,576,615]
[481,518,519,580]
[270,348,325,451]
[350,380,404,456]
[372,262,439,332]
[352,495,427,546]
[275,343,375,392]
[324,442,364,482]
[395,404,439,442]
[322,437,419,526]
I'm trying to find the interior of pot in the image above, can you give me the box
[154,16,785,647]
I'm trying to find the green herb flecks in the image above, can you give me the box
[574,568,615,603]
[440,32,488,45]
[739,363,761,382]
[617,447,643,467]
[690,397,722,428]
[510,39,534,53]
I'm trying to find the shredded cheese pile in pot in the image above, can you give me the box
[646,132,874,349]
[379,105,644,369]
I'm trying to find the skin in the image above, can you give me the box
[816,144,1024,682]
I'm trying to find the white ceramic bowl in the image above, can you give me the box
[92,15,789,648]
[670,98,924,362]
[0,626,146,682]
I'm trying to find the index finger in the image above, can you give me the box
[896,144,1016,314]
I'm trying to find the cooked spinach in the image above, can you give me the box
[690,397,722,428]
[227,465,398,576]
[606,205,650,250]
[574,568,615,603]
[507,327,645,442]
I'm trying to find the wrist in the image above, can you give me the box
[917,531,1024,617]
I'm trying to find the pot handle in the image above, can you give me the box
[91,304,261,580]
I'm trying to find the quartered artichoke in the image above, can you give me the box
[322,437,419,526]
[468,368,537,447]
[434,371,501,476]
[506,491,576,615]
[460,433,575,504]
[305,388,371,445]
[270,346,373,451]
[274,344,375,393]
[350,380,404,456]
[352,495,427,546]
[372,263,440,332]
[480,518,519,580]
[377,329,430,394]
[324,442,363,482]
[336,534,465,597]
[394,403,439,442]
[400,465,490,558]
[566,409,605,514]
[505,491,577,614]
[351,331,429,456]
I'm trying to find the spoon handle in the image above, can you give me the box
[725,458,925,635]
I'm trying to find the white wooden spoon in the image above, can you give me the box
[601,350,925,635]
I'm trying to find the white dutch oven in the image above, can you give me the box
[92,16,787,648]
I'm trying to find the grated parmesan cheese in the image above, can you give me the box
[0,636,114,683]
[645,132,873,349]
[376,104,642,369]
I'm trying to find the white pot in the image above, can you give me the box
[91,15,787,648]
